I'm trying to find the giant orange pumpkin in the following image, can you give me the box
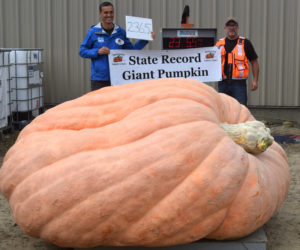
[0,78,290,248]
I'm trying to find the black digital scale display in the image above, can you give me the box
[161,28,217,50]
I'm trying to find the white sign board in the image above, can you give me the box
[126,16,153,41]
[109,47,221,85]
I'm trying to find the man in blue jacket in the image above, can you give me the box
[80,1,154,91]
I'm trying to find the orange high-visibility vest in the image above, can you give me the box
[216,36,249,80]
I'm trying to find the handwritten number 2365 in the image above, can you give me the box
[127,22,151,34]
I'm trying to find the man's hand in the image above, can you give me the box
[98,46,110,55]
[151,31,155,40]
[251,80,258,91]
[250,59,259,91]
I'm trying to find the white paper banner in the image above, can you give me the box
[126,16,153,41]
[109,47,222,85]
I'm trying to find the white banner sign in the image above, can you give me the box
[109,47,221,85]
[126,16,153,41]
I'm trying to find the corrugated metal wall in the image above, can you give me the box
[1,0,299,106]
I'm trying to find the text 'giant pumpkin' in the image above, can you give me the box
[0,78,290,248]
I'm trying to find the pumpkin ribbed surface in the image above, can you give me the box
[0,78,290,248]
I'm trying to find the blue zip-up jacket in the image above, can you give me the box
[79,23,148,81]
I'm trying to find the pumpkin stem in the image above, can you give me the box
[220,121,274,154]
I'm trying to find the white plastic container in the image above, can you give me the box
[0,50,12,129]
[11,86,43,112]
[8,49,43,112]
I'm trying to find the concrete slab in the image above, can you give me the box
[75,227,267,250]
[249,106,300,124]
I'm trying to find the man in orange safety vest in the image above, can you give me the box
[216,17,259,106]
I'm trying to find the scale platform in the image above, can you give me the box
[75,227,267,250]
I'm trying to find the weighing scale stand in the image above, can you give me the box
[75,227,267,250]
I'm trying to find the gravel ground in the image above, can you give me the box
[0,122,299,250]
[263,124,300,250]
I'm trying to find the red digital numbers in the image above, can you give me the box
[168,37,181,48]
[186,38,197,48]
[168,37,174,48]
[168,37,204,48]
[164,37,213,49]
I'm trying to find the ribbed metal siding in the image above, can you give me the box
[0,0,299,106]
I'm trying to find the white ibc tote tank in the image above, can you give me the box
[0,49,12,130]
[8,49,44,116]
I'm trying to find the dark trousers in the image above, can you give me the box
[218,79,247,106]
[91,80,111,91]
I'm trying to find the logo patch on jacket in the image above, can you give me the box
[98,37,104,43]
[115,38,124,45]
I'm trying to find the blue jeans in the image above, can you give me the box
[218,80,247,106]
